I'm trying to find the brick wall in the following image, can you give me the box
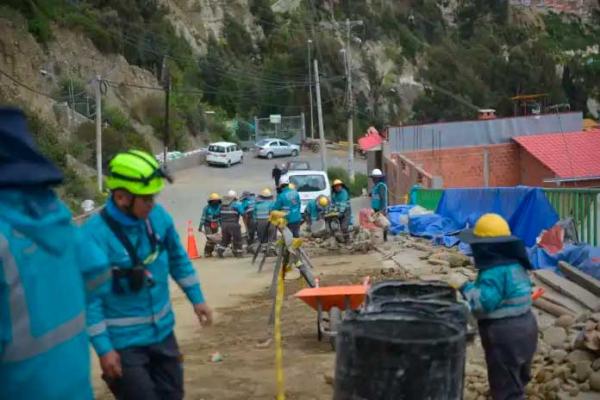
[402,143,520,188]
[384,154,434,204]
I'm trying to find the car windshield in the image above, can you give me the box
[209,145,225,153]
[256,139,270,146]
[288,162,310,170]
[289,175,326,192]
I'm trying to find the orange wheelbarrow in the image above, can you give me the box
[294,277,370,349]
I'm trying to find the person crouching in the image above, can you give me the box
[217,190,244,258]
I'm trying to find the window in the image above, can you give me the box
[269,141,277,147]
[289,175,327,192]
[209,145,225,153]
[280,140,290,147]
[256,139,270,146]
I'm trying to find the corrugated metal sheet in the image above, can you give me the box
[388,112,583,153]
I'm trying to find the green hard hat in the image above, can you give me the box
[107,150,171,195]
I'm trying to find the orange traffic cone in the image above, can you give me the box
[186,220,201,260]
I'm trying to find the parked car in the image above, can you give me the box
[285,160,311,171]
[206,142,243,167]
[283,170,331,213]
[253,138,300,159]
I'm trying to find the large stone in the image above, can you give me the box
[544,327,568,349]
[567,349,596,365]
[575,361,593,382]
[590,371,600,392]
[550,349,569,364]
[556,314,577,328]
[580,382,591,392]
[592,358,600,371]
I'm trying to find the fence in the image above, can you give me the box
[412,188,600,246]
[254,114,306,145]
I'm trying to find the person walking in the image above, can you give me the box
[84,150,212,400]
[331,179,352,242]
[0,107,109,400]
[272,176,302,238]
[217,190,244,257]
[272,164,282,187]
[199,193,222,257]
[450,214,538,400]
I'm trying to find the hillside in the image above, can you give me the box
[0,0,598,209]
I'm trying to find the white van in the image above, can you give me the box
[206,142,243,167]
[283,170,331,213]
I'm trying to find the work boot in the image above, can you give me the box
[216,246,225,258]
[204,252,213,258]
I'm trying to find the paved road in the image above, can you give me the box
[160,149,367,234]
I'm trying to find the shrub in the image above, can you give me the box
[327,168,368,197]
[103,106,132,132]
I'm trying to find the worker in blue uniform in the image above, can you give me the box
[450,214,537,400]
[254,188,276,244]
[240,191,257,247]
[272,175,302,237]
[0,107,109,400]
[84,150,212,400]
[304,195,330,227]
[199,192,221,257]
[369,168,389,241]
[331,179,352,242]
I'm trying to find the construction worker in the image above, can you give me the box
[217,190,244,257]
[272,175,302,237]
[84,150,212,400]
[304,195,330,227]
[370,168,389,241]
[451,214,537,400]
[199,193,221,257]
[240,191,256,247]
[254,188,276,244]
[0,107,109,400]
[331,179,352,242]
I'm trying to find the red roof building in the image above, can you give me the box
[514,130,600,186]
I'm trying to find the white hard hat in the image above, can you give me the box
[227,189,238,198]
[279,175,290,186]
[371,168,383,177]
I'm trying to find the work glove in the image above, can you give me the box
[447,273,469,290]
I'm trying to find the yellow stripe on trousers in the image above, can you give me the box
[274,264,286,400]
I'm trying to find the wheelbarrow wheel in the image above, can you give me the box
[328,307,342,350]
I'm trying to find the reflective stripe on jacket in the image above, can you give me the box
[200,204,221,226]
[462,263,532,320]
[332,187,351,213]
[273,187,302,224]
[1,188,108,400]
[371,181,388,211]
[254,199,274,220]
[220,202,243,225]
[83,199,204,356]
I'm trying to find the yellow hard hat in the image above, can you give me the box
[289,183,296,190]
[332,179,343,186]
[474,214,511,238]
[209,192,221,201]
[260,188,272,197]
[318,196,329,207]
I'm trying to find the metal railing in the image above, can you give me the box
[544,188,600,246]
[413,188,600,246]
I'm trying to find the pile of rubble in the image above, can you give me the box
[302,227,374,254]
[528,313,600,398]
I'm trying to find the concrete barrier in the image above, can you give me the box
[165,151,207,173]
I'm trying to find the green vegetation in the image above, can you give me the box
[327,167,368,197]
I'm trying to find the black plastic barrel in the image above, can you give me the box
[333,312,466,400]
[365,281,458,305]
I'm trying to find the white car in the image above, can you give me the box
[206,142,243,167]
[253,138,300,159]
[283,170,331,213]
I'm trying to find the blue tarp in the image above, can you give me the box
[436,187,559,247]
[528,244,600,280]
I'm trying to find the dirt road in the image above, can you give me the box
[93,249,393,399]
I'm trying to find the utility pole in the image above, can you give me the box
[342,18,363,182]
[307,39,315,140]
[161,57,170,164]
[314,59,327,171]
[95,75,102,192]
